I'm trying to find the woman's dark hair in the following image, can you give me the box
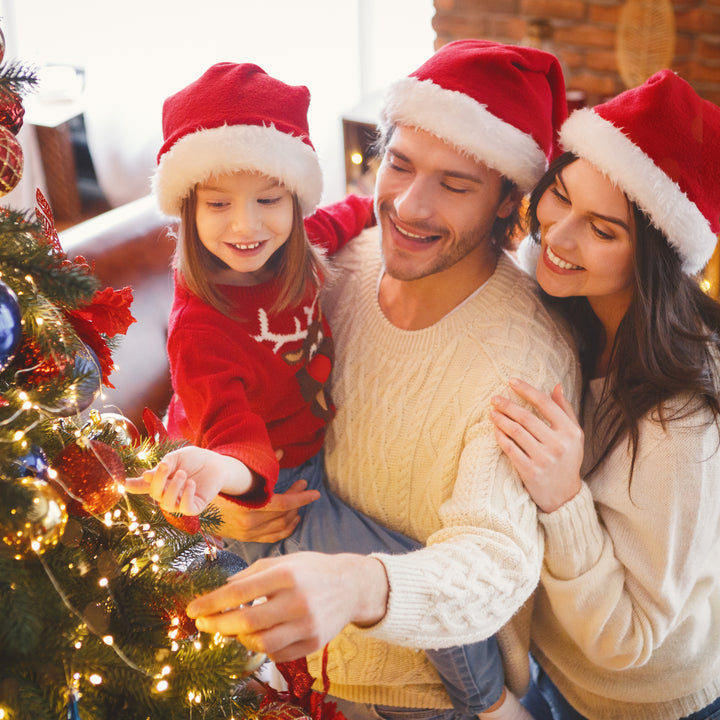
[527,151,720,476]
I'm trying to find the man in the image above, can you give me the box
[187,40,579,717]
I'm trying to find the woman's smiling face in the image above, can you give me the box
[535,157,636,324]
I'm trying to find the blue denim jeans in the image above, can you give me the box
[225,451,504,716]
[328,695,469,719]
[522,655,720,720]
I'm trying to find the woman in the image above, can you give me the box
[490,69,720,719]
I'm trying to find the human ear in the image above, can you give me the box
[497,186,523,219]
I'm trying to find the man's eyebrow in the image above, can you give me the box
[387,147,485,184]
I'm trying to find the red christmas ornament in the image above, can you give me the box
[0,125,22,196]
[256,701,312,719]
[52,438,125,516]
[0,91,24,135]
[161,509,201,535]
[13,336,64,386]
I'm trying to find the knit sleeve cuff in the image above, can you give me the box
[354,552,440,646]
[539,482,605,580]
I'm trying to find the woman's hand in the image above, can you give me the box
[213,479,320,543]
[186,552,388,663]
[490,378,584,513]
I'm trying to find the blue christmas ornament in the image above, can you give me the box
[8,444,50,480]
[0,278,21,370]
[50,343,102,417]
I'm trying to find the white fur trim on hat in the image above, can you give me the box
[152,123,323,217]
[380,77,547,193]
[560,108,716,275]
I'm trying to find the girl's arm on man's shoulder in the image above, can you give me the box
[304,193,375,254]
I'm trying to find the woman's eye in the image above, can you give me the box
[550,187,570,204]
[591,224,614,240]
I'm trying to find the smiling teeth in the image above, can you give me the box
[395,224,432,240]
[547,246,582,270]
[234,242,261,250]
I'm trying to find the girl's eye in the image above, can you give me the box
[258,197,282,205]
[206,200,228,209]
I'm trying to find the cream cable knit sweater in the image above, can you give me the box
[532,379,720,719]
[308,230,580,709]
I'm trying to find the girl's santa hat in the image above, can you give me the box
[379,39,568,194]
[560,69,720,275]
[153,62,322,217]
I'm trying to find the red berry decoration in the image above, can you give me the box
[52,438,125,516]
[0,125,22,196]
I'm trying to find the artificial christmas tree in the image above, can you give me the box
[0,40,266,720]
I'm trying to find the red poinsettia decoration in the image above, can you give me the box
[65,286,136,388]
[259,650,348,720]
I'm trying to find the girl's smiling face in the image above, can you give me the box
[535,158,636,326]
[195,170,294,285]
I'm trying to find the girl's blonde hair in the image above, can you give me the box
[174,186,329,318]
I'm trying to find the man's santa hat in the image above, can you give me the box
[153,62,322,217]
[379,39,568,193]
[560,69,720,275]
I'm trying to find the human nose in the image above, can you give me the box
[393,177,433,221]
[543,211,578,250]
[230,201,260,234]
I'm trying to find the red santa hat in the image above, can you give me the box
[560,69,720,275]
[153,62,322,217]
[379,39,568,193]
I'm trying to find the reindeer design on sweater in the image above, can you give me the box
[252,297,335,423]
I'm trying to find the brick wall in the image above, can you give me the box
[432,0,720,106]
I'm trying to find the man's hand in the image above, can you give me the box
[214,479,320,542]
[186,552,389,663]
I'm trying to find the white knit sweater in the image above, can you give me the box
[532,378,720,719]
[308,229,581,709]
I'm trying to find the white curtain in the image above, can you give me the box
[2,0,434,209]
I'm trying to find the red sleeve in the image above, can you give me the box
[304,193,375,255]
[168,322,275,507]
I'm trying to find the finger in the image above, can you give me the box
[246,514,301,543]
[178,479,202,516]
[490,395,553,444]
[147,462,171,500]
[264,487,320,512]
[490,412,542,464]
[507,377,569,428]
[186,559,286,618]
[552,383,580,423]
[123,476,151,494]
[157,470,188,511]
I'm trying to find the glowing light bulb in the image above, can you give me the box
[350,152,363,165]
[89,674,102,685]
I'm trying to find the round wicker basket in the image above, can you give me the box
[616,0,676,89]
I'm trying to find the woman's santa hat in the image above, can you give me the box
[153,62,322,217]
[560,69,720,275]
[379,39,568,194]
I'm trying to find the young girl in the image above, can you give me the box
[130,63,529,720]
[490,70,720,719]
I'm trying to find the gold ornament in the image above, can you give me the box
[0,476,68,556]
